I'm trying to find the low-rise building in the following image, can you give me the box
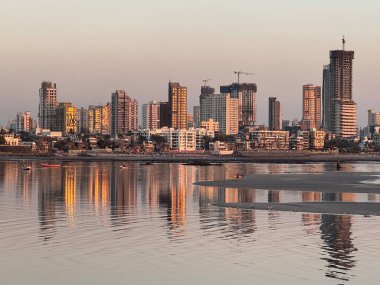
[209,141,233,155]
[290,135,304,150]
[141,127,196,151]
[201,119,219,133]
[2,134,21,146]
[310,129,325,149]
[250,130,289,150]
[297,130,310,150]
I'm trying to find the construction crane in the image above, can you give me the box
[234,71,254,84]
[202,79,212,87]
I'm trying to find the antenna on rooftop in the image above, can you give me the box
[342,35,345,51]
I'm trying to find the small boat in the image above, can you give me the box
[41,162,61,168]
[120,163,129,169]
[21,165,32,171]
[336,159,342,170]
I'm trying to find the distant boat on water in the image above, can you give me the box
[336,159,342,170]
[120,163,129,169]
[21,160,32,171]
[41,162,61,168]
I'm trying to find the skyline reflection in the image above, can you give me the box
[0,161,377,283]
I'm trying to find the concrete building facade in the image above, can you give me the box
[168,82,187,129]
[38,81,58,130]
[220,83,257,127]
[268,97,282,131]
[302,84,321,130]
[142,100,160,130]
[111,90,138,137]
[200,93,238,135]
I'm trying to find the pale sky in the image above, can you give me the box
[1,0,379,127]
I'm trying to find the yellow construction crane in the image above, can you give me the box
[234,71,254,84]
[202,79,212,86]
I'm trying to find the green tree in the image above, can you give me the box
[0,136,6,145]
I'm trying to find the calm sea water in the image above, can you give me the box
[1,161,380,285]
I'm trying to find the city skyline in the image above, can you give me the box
[1,1,380,127]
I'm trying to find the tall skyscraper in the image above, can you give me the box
[77,107,89,133]
[268,97,282,131]
[159,102,170,128]
[111,90,138,137]
[57,102,77,135]
[220,83,257,127]
[142,100,160,130]
[302,84,321,130]
[324,38,357,138]
[368,109,380,135]
[38,81,58,130]
[168,82,187,129]
[193,106,201,128]
[322,65,330,130]
[200,93,238,135]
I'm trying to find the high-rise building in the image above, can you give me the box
[220,83,257,127]
[77,108,89,133]
[335,101,357,138]
[193,106,201,128]
[15,111,33,133]
[38,81,58,130]
[111,90,138,137]
[368,109,380,128]
[268,97,282,131]
[88,104,110,134]
[57,102,77,135]
[159,102,171,128]
[302,84,321,130]
[322,65,330,130]
[142,101,160,130]
[324,38,356,138]
[168,82,187,129]
[200,93,238,135]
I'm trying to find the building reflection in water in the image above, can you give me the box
[110,163,137,227]
[87,163,110,216]
[157,164,188,237]
[38,168,63,242]
[216,187,256,235]
[62,167,77,223]
[319,192,357,282]
[302,192,321,234]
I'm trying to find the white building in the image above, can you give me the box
[209,141,233,155]
[141,127,214,151]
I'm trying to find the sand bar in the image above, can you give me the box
[195,172,380,194]
[213,202,380,216]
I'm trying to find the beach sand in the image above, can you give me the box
[195,172,380,194]
[213,202,380,216]
[196,171,380,216]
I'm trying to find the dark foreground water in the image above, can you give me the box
[1,161,380,284]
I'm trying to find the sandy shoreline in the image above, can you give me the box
[0,153,380,163]
[213,202,380,216]
[195,172,380,194]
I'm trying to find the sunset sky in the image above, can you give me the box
[1,0,379,127]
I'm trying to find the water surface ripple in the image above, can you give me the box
[0,161,380,284]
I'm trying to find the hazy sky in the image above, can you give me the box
[1,0,379,127]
